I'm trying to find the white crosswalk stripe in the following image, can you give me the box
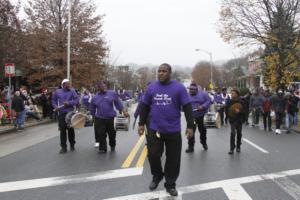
[105,168,300,200]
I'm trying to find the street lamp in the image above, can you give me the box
[67,0,72,81]
[195,48,213,87]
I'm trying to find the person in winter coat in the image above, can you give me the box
[271,89,286,134]
[285,93,297,133]
[262,89,272,132]
[226,89,246,155]
[12,91,25,131]
[249,88,264,127]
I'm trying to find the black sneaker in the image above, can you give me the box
[236,148,240,153]
[202,144,208,151]
[98,149,107,154]
[111,146,115,152]
[149,176,163,191]
[228,150,234,155]
[166,188,178,196]
[70,145,75,151]
[59,148,67,154]
[185,147,194,153]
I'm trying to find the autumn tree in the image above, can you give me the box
[0,0,26,84]
[219,0,300,89]
[192,61,221,89]
[24,0,108,88]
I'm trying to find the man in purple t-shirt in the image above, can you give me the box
[186,83,211,153]
[138,63,194,197]
[90,81,129,153]
[52,79,79,154]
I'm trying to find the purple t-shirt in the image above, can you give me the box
[143,80,190,134]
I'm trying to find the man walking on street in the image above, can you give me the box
[90,81,129,153]
[227,89,246,155]
[250,88,264,127]
[262,89,272,132]
[138,63,194,197]
[185,83,211,153]
[52,79,79,154]
[272,89,286,134]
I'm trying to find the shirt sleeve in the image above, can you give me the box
[142,87,152,106]
[114,92,124,112]
[69,90,79,106]
[202,92,212,110]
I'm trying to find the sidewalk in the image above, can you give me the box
[0,119,53,135]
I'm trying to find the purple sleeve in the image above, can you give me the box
[178,84,190,106]
[202,92,212,110]
[89,97,96,116]
[51,91,58,109]
[114,92,124,112]
[69,90,79,106]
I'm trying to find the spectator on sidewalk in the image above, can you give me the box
[285,93,297,133]
[12,91,25,131]
[40,89,50,118]
[292,91,300,125]
[272,89,286,134]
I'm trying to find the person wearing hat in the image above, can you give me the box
[271,88,286,134]
[226,89,246,155]
[90,81,129,153]
[52,79,79,154]
[185,83,211,153]
[213,87,229,126]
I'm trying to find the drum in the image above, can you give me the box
[70,112,87,129]
[65,111,76,128]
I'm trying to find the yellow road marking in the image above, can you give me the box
[136,146,148,168]
[121,135,145,168]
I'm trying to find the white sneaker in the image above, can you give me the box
[275,129,279,134]
[94,142,99,148]
[277,129,281,134]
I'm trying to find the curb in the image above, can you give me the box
[0,119,54,135]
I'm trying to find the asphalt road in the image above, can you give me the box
[1,112,300,200]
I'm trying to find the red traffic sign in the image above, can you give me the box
[5,63,15,77]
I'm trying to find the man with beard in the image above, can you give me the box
[52,79,79,154]
[138,63,194,196]
[185,83,211,153]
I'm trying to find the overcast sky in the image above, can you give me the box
[15,0,243,67]
[97,0,243,67]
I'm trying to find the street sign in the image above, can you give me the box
[5,63,15,77]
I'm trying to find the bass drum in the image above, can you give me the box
[70,112,87,129]
[65,111,76,128]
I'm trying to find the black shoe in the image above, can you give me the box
[98,149,107,154]
[166,188,178,196]
[269,128,273,132]
[59,148,67,154]
[202,144,208,151]
[70,145,75,151]
[236,148,240,153]
[185,147,194,153]
[228,150,234,155]
[149,176,163,191]
[111,146,115,152]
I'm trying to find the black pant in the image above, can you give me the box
[218,108,225,125]
[94,118,116,151]
[42,105,48,118]
[188,116,207,148]
[263,111,272,130]
[252,108,260,125]
[147,129,182,189]
[58,113,75,149]
[230,122,242,150]
[275,112,284,129]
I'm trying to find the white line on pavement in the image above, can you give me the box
[104,168,300,200]
[243,138,269,154]
[0,167,143,193]
[271,177,300,200]
[223,184,252,200]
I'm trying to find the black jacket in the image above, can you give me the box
[12,96,25,112]
[226,97,246,124]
